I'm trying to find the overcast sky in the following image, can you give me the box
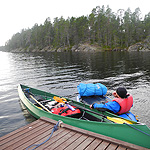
[0,0,149,46]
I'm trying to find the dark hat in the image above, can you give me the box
[116,87,127,98]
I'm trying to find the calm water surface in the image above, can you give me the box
[0,51,150,137]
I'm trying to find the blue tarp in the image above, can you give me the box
[77,83,107,96]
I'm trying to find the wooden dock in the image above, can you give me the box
[0,117,148,150]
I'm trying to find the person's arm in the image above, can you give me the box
[90,101,120,114]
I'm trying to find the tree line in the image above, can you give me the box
[5,6,150,51]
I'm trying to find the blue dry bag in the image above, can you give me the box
[77,83,107,96]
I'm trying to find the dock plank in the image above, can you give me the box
[0,119,41,142]
[54,132,82,150]
[15,124,55,150]
[1,122,50,150]
[0,117,149,150]
[95,141,110,150]
[36,129,71,150]
[45,131,76,150]
[0,121,44,148]
[64,134,88,150]
[107,143,119,150]
[74,136,95,150]
[85,138,102,150]
[21,128,66,150]
[117,145,127,150]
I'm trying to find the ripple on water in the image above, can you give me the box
[0,51,150,137]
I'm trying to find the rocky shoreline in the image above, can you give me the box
[1,36,150,52]
[6,43,126,52]
[7,43,100,52]
[128,36,150,51]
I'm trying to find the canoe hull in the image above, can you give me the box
[18,84,150,148]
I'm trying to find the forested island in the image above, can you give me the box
[2,6,150,52]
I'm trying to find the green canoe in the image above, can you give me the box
[18,84,150,148]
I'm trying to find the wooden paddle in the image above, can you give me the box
[30,95,52,113]
[52,96,133,124]
[24,88,52,113]
[69,102,133,124]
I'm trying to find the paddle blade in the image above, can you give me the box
[107,117,133,124]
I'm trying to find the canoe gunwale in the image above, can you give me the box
[18,84,150,148]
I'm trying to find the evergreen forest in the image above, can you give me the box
[5,6,150,51]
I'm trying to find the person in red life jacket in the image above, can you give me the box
[90,87,133,115]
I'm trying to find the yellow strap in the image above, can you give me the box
[107,116,133,124]
[37,106,43,109]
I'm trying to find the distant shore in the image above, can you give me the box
[1,37,150,52]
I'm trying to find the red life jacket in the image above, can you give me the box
[51,106,81,116]
[112,95,133,115]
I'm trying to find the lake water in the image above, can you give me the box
[0,51,150,137]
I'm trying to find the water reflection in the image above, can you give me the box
[0,51,150,137]
[0,52,10,71]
